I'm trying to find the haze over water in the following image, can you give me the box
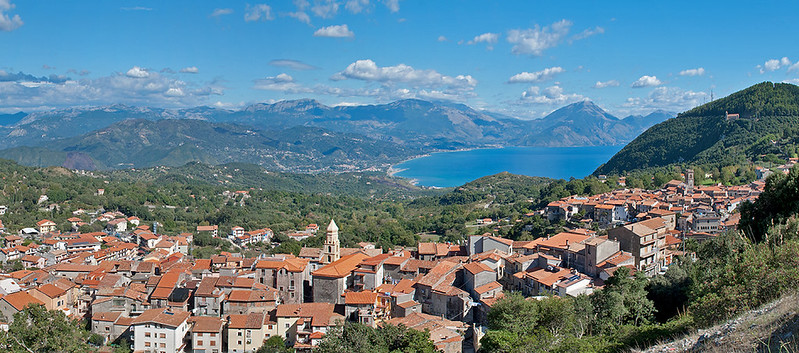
[394,145,623,188]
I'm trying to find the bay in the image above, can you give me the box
[392,145,623,187]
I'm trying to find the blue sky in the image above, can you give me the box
[1,0,799,118]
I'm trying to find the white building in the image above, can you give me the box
[131,308,191,353]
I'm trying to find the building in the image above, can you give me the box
[312,252,370,304]
[608,217,669,276]
[36,219,57,234]
[130,308,191,353]
[227,311,275,353]
[0,291,45,322]
[321,220,340,265]
[189,316,225,353]
[275,303,344,350]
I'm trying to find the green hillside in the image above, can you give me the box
[595,82,799,175]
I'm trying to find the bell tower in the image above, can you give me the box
[322,219,340,264]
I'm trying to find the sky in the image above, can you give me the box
[2,0,799,118]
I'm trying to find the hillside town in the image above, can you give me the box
[0,168,770,353]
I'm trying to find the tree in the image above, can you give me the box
[256,336,292,353]
[315,322,435,353]
[0,304,93,352]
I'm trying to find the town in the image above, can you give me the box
[0,166,777,353]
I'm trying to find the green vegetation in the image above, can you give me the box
[596,82,799,176]
[315,322,436,353]
[0,304,94,352]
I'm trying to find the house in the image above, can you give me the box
[130,308,191,352]
[4,235,22,247]
[343,291,389,327]
[91,312,132,345]
[224,288,280,315]
[197,225,219,237]
[275,303,344,350]
[227,311,275,353]
[29,283,70,311]
[36,219,57,234]
[189,316,225,353]
[312,252,370,304]
[106,218,128,233]
[384,312,467,353]
[0,291,45,322]
[468,234,513,256]
[255,257,310,304]
[194,277,225,317]
[608,217,669,276]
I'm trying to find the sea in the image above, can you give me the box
[392,145,623,188]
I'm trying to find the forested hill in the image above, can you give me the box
[595,82,799,175]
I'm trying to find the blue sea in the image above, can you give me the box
[393,145,623,187]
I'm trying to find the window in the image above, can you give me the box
[197,340,203,346]
[159,343,165,348]
[159,333,166,338]
[237,331,242,336]
[238,340,242,345]
[105,327,109,331]
[210,341,216,346]
[285,323,290,328]
[145,332,151,337]
[145,342,151,347]
[210,333,216,337]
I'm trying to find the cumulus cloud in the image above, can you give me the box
[210,8,233,17]
[286,0,311,24]
[631,75,662,88]
[593,80,620,89]
[783,78,799,85]
[345,0,370,13]
[268,59,318,71]
[383,0,400,12]
[507,20,572,56]
[311,0,339,18]
[624,86,708,112]
[679,68,705,76]
[467,32,499,50]
[508,67,564,83]
[126,66,150,78]
[314,24,354,38]
[333,59,476,89]
[245,4,274,22]
[437,35,447,42]
[0,68,224,110]
[571,26,604,41]
[0,0,23,32]
[520,85,585,105]
[179,66,199,74]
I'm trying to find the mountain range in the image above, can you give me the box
[0,99,674,172]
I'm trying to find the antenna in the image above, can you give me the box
[710,89,714,102]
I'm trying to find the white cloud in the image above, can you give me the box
[0,0,23,32]
[631,75,662,88]
[508,67,564,83]
[383,0,400,12]
[0,68,224,110]
[333,59,476,89]
[244,4,274,22]
[345,0,370,13]
[759,57,792,73]
[679,68,705,76]
[571,26,604,41]
[253,73,311,93]
[467,32,499,50]
[783,79,799,85]
[179,66,199,74]
[624,86,708,112]
[314,24,354,38]
[437,35,447,42]
[520,85,584,105]
[268,59,318,71]
[311,0,339,18]
[126,66,150,78]
[507,19,572,56]
[286,0,311,24]
[789,62,799,73]
[210,8,233,17]
[120,6,152,11]
[593,80,619,89]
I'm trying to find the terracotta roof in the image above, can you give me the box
[275,303,340,327]
[344,291,378,305]
[34,284,67,298]
[463,262,493,275]
[190,316,225,333]
[298,247,322,259]
[312,253,370,278]
[2,291,44,311]
[92,311,122,322]
[474,281,502,294]
[227,288,278,303]
[196,225,218,232]
[228,312,267,329]
[131,308,190,328]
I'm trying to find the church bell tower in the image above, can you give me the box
[322,219,340,264]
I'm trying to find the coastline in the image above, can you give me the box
[387,146,503,177]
